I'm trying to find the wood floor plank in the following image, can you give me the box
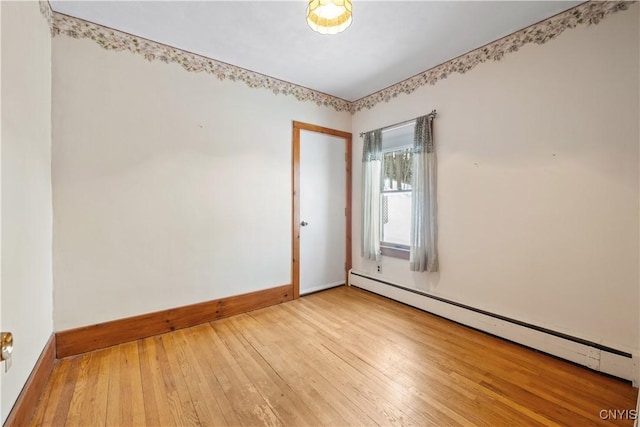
[281,292,472,425]
[154,335,200,426]
[239,309,381,426]
[140,336,179,426]
[323,287,638,416]
[104,346,122,426]
[31,286,638,426]
[261,306,414,424]
[171,328,229,426]
[182,324,243,426]
[235,313,356,426]
[50,356,80,427]
[123,342,147,426]
[93,347,111,426]
[214,319,313,425]
[65,352,100,426]
[29,359,69,427]
[207,320,284,426]
[137,339,162,426]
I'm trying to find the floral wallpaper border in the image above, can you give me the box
[352,1,633,112]
[39,0,53,33]
[39,1,632,114]
[47,7,352,112]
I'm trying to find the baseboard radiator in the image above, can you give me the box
[349,270,636,384]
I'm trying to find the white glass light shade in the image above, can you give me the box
[306,0,352,35]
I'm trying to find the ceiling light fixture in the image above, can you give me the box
[306,0,352,35]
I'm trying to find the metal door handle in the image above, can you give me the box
[1,332,13,362]
[301,221,309,227]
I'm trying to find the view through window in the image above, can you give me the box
[380,121,415,252]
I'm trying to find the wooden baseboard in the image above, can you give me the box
[3,334,56,427]
[56,284,293,358]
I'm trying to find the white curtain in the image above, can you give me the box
[410,115,438,272]
[361,130,382,262]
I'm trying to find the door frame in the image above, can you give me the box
[292,121,352,299]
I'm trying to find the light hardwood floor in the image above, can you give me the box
[31,286,637,426]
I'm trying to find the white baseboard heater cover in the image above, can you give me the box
[349,270,636,384]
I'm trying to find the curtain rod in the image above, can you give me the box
[359,109,437,138]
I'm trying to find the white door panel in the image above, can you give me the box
[299,130,346,295]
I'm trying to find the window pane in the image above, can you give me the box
[382,148,412,191]
[381,192,411,247]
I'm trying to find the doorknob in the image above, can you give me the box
[301,221,309,227]
[1,332,13,362]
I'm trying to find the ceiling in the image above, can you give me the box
[49,1,583,102]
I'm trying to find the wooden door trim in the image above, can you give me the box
[292,121,352,299]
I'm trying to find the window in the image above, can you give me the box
[380,122,415,259]
[361,112,437,271]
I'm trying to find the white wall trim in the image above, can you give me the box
[349,269,635,382]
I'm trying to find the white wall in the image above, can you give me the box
[52,35,351,331]
[1,1,53,422]
[352,8,639,355]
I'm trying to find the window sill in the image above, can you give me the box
[380,245,410,260]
